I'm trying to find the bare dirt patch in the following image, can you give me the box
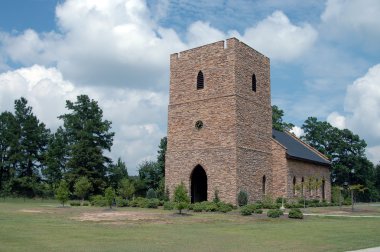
[19,209,43,213]
[73,210,172,224]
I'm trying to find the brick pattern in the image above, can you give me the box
[165,38,331,205]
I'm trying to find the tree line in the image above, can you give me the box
[0,95,166,201]
[0,96,379,202]
[273,105,380,202]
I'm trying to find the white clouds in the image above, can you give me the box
[290,126,304,138]
[344,64,380,139]
[327,112,346,129]
[234,11,318,62]
[186,21,226,48]
[321,0,380,47]
[0,65,167,174]
[327,64,380,164]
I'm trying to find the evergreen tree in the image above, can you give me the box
[157,137,167,176]
[108,157,128,189]
[0,112,18,191]
[138,160,162,190]
[11,98,50,197]
[43,127,68,191]
[59,95,114,194]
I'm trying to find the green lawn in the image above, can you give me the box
[1,199,380,252]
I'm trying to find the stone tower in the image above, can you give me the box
[165,38,272,204]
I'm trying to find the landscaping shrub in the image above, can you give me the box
[267,209,283,218]
[82,202,89,206]
[237,190,248,206]
[240,206,253,216]
[90,195,107,207]
[288,208,303,219]
[69,201,81,206]
[115,196,128,207]
[217,202,233,213]
[262,196,278,209]
[202,201,218,212]
[254,209,263,214]
[146,188,157,199]
[147,199,159,208]
[285,202,304,209]
[192,202,203,212]
[275,197,287,204]
[163,201,174,210]
[213,190,220,203]
[254,201,263,209]
[129,197,149,208]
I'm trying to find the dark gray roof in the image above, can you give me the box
[272,129,330,166]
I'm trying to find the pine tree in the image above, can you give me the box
[174,182,190,214]
[12,98,50,197]
[59,95,114,194]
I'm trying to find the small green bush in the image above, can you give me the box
[254,209,263,214]
[202,201,218,212]
[146,188,157,199]
[129,197,149,208]
[115,197,128,207]
[240,206,253,216]
[187,203,193,210]
[147,199,159,208]
[267,209,284,218]
[192,202,203,212]
[275,197,287,204]
[288,208,303,219]
[69,201,81,206]
[217,202,233,213]
[163,201,174,210]
[237,190,248,206]
[90,195,107,207]
[82,202,89,206]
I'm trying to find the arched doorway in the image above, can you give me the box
[191,165,207,203]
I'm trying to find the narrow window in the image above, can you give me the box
[301,177,304,196]
[262,175,266,195]
[322,179,326,200]
[293,176,296,196]
[252,73,256,92]
[316,179,319,196]
[197,71,204,90]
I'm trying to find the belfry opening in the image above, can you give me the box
[190,165,207,203]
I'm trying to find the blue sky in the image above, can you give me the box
[0,0,379,174]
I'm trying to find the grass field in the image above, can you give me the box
[0,199,380,252]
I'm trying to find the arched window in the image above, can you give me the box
[197,71,204,90]
[252,73,256,92]
[293,176,296,196]
[262,175,266,195]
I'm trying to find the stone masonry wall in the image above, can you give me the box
[270,139,288,199]
[287,159,331,202]
[166,38,239,204]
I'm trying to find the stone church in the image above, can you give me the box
[165,38,331,205]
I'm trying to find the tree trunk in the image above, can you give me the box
[351,190,354,212]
